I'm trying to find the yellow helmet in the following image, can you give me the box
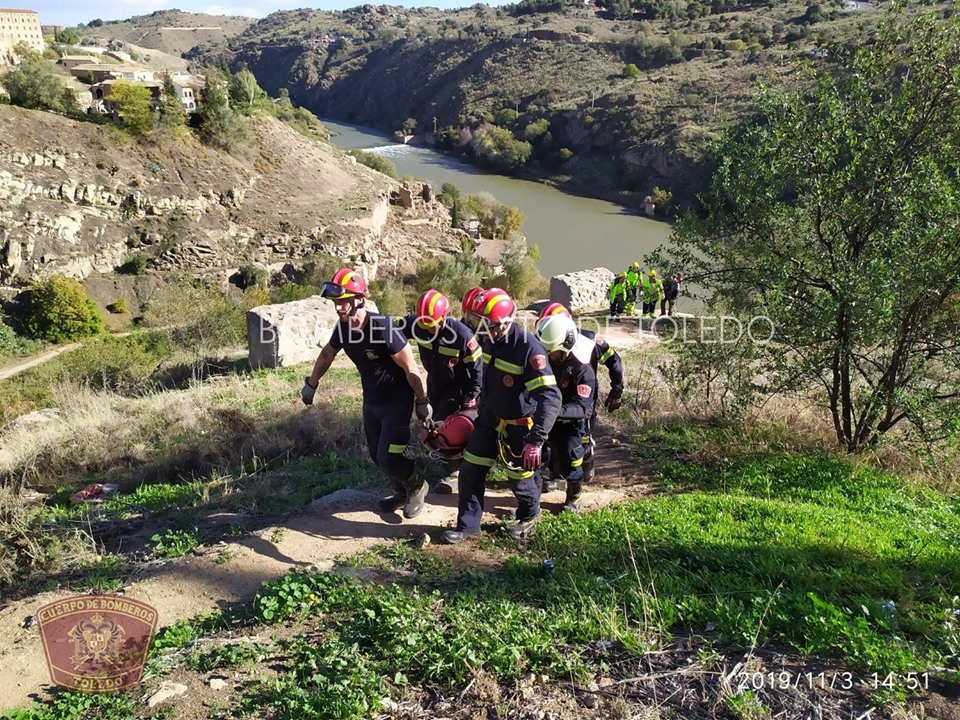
[617,271,627,279]
[649,270,657,277]
[631,262,640,271]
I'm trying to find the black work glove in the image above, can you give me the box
[605,390,623,412]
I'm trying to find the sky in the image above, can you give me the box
[32,0,484,29]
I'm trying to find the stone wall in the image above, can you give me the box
[549,267,613,313]
[247,297,379,370]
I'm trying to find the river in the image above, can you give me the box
[322,119,673,278]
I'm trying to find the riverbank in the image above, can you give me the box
[403,132,679,221]
[325,119,673,278]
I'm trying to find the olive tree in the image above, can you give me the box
[654,9,960,451]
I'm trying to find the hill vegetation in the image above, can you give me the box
[167,0,926,208]
[1,5,959,719]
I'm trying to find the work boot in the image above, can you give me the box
[582,444,595,484]
[505,514,541,541]
[376,488,407,514]
[434,470,459,495]
[541,478,561,493]
[562,482,583,513]
[441,526,481,544]
[403,478,429,519]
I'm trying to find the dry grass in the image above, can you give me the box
[0,484,97,591]
[0,363,364,493]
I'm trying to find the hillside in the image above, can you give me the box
[0,105,460,291]
[168,0,894,207]
[70,2,914,208]
[80,10,255,58]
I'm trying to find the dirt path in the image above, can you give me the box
[0,436,649,711]
[0,343,80,382]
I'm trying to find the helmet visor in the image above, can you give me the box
[320,282,355,300]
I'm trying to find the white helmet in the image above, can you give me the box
[536,314,578,353]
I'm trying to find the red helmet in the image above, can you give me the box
[539,302,572,320]
[323,268,368,299]
[471,288,515,324]
[416,289,450,329]
[462,287,485,316]
[419,409,477,460]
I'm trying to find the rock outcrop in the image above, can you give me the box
[550,267,613,313]
[247,297,380,369]
[0,106,461,289]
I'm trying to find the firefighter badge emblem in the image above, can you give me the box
[37,595,158,693]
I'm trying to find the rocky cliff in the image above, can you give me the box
[0,105,460,289]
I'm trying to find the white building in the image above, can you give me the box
[0,8,44,56]
[168,72,204,112]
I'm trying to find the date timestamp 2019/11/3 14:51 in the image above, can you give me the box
[734,671,930,692]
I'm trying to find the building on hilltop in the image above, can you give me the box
[0,9,44,54]
[57,54,100,70]
[167,72,205,112]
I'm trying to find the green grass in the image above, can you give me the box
[7,419,960,719]
[231,426,958,718]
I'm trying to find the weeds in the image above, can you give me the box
[149,529,198,559]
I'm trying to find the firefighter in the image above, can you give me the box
[442,288,561,544]
[460,286,485,331]
[641,270,664,319]
[608,272,628,317]
[301,268,431,520]
[535,313,597,512]
[398,289,483,494]
[625,262,641,315]
[539,302,624,483]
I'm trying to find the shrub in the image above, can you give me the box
[523,118,550,142]
[141,278,245,353]
[494,108,519,127]
[59,332,169,392]
[650,185,673,213]
[471,126,532,172]
[25,276,104,342]
[369,277,413,317]
[0,323,38,357]
[622,63,641,78]
[237,264,267,290]
[3,56,79,114]
[494,239,545,304]
[415,252,491,299]
[463,191,526,239]
[347,149,397,178]
[269,283,320,303]
[558,147,573,162]
[117,254,147,275]
[106,300,127,314]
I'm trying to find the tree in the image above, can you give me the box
[197,69,247,151]
[3,56,78,114]
[26,276,104,342]
[654,9,960,451]
[610,0,632,20]
[228,68,266,113]
[157,74,186,131]
[54,27,80,45]
[108,81,153,135]
[471,126,532,172]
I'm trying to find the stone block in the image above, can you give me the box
[549,267,614,313]
[247,297,379,370]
